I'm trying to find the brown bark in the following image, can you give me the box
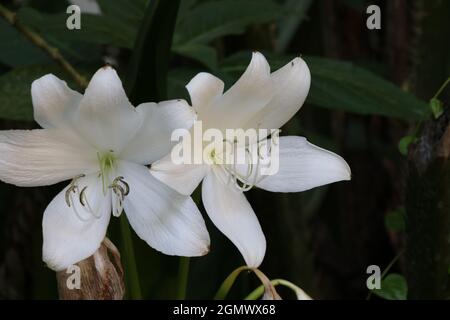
[405,107,450,299]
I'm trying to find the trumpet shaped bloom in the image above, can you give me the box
[151,53,351,267]
[0,66,210,271]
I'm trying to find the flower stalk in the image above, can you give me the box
[214,266,250,300]
[176,257,190,299]
[245,279,311,300]
[120,215,142,299]
[214,266,282,300]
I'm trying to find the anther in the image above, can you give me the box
[65,174,85,207]
[79,186,88,206]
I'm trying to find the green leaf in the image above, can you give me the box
[220,52,428,120]
[0,19,49,67]
[0,66,50,121]
[385,207,406,232]
[398,135,417,156]
[97,0,148,24]
[15,7,102,62]
[430,98,444,119]
[178,0,199,18]
[0,65,90,121]
[18,5,144,49]
[173,43,218,70]
[276,0,313,53]
[305,56,428,120]
[372,273,408,300]
[174,0,281,46]
[167,68,201,100]
[173,0,281,71]
[126,0,180,104]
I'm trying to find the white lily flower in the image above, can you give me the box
[150,52,351,267]
[0,66,210,271]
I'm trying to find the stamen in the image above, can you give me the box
[79,186,88,206]
[112,176,130,195]
[108,176,130,217]
[64,174,103,221]
[122,180,130,196]
[65,186,74,207]
[69,191,92,222]
[109,184,125,200]
[221,138,273,192]
[79,186,102,219]
[65,174,85,207]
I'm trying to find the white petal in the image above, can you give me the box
[256,136,351,192]
[120,162,210,256]
[31,74,82,129]
[73,66,141,152]
[200,52,273,130]
[42,174,111,271]
[186,72,224,114]
[0,129,97,187]
[202,167,266,267]
[120,100,196,164]
[150,152,208,195]
[245,57,310,133]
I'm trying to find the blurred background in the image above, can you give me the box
[0,0,448,299]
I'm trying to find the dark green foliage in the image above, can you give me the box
[126,0,180,103]
[372,273,408,300]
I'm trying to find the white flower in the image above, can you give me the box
[0,66,210,271]
[150,52,351,267]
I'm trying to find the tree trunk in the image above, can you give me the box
[405,107,450,299]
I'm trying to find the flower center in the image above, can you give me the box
[213,140,258,192]
[222,150,258,192]
[221,138,276,192]
[98,150,117,192]
[64,151,130,221]
[209,149,219,165]
[64,174,100,222]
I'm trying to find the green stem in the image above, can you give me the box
[366,249,404,300]
[432,76,450,99]
[120,215,142,299]
[214,266,250,300]
[245,279,310,300]
[176,257,190,299]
